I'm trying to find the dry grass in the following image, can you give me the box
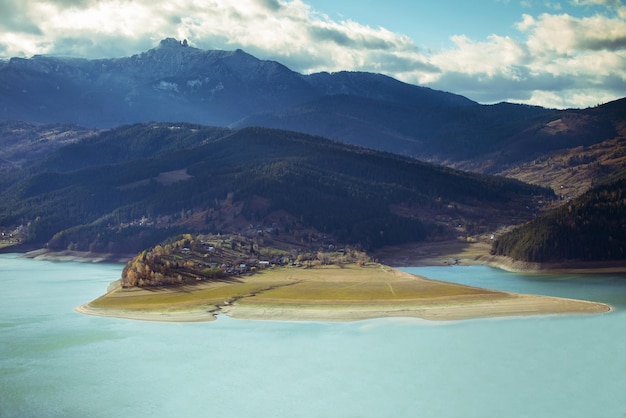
[246,264,501,303]
[89,272,293,311]
[88,263,506,312]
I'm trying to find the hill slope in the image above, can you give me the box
[491,173,626,262]
[0,124,551,254]
[0,121,96,174]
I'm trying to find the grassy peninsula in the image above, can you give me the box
[77,234,610,322]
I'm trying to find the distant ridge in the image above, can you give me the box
[1,39,624,168]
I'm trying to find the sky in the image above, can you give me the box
[0,0,625,109]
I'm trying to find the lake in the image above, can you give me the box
[1,254,626,418]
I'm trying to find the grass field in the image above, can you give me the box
[245,264,502,302]
[87,263,508,313]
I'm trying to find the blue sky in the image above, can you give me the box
[306,0,523,49]
[0,0,625,109]
[307,0,614,48]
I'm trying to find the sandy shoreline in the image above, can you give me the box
[75,293,611,323]
[21,248,134,263]
[222,294,611,322]
[374,240,626,274]
[75,303,217,322]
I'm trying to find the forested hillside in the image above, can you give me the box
[234,95,558,161]
[0,121,96,173]
[491,173,626,262]
[0,123,551,254]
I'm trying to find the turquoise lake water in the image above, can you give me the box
[1,254,626,418]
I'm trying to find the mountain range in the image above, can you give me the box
[3,38,624,171]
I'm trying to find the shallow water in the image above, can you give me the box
[402,264,626,308]
[1,254,626,418]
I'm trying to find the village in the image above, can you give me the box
[120,233,372,288]
[0,225,26,249]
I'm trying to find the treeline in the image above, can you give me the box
[491,177,626,262]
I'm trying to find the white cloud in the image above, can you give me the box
[508,11,626,107]
[571,0,622,7]
[521,12,626,55]
[0,0,624,109]
[430,34,527,78]
[420,8,626,108]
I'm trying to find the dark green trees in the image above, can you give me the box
[492,178,626,262]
